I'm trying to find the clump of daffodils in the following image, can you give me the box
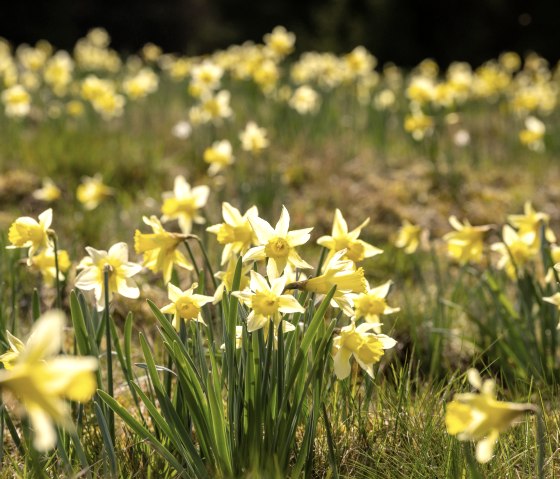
[445,369,535,463]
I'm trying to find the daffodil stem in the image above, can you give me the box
[192,235,218,290]
[536,408,545,479]
[52,234,62,310]
[183,240,201,277]
[103,268,115,445]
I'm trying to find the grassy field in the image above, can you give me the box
[1,27,560,477]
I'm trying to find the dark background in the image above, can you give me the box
[2,0,558,68]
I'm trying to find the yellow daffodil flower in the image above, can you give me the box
[204,140,235,176]
[349,280,400,329]
[207,202,258,265]
[317,209,382,264]
[0,311,97,451]
[332,321,396,380]
[213,257,252,303]
[76,174,114,210]
[29,247,71,286]
[233,271,304,334]
[263,26,296,58]
[243,206,312,279]
[160,283,213,330]
[507,201,555,247]
[519,116,545,152]
[443,216,490,265]
[490,225,538,279]
[0,331,25,370]
[134,216,192,284]
[1,85,31,118]
[289,249,367,316]
[7,208,54,257]
[75,242,142,311]
[394,219,422,254]
[239,121,269,154]
[445,369,535,463]
[32,178,61,202]
[161,175,210,234]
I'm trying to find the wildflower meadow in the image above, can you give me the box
[2,26,560,478]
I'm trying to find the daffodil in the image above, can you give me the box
[394,219,422,254]
[29,247,71,286]
[0,331,25,370]
[289,249,367,316]
[507,201,555,247]
[519,116,545,152]
[76,174,114,210]
[263,26,296,58]
[443,216,490,265]
[160,283,213,330]
[75,242,142,311]
[204,140,234,176]
[233,271,304,334]
[349,280,399,329]
[7,208,54,257]
[0,311,98,451]
[1,85,31,118]
[445,369,535,463]
[207,202,258,265]
[317,209,382,263]
[213,257,252,303]
[134,216,192,284]
[243,206,312,279]
[161,175,210,234]
[32,178,61,202]
[332,321,396,380]
[239,121,269,154]
[491,225,538,279]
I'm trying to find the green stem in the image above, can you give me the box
[51,234,62,310]
[103,267,115,445]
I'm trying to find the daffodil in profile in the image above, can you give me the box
[445,368,535,463]
[134,215,192,284]
[507,201,555,247]
[7,208,54,257]
[233,271,304,334]
[0,310,98,451]
[32,178,61,203]
[394,219,423,254]
[76,174,114,210]
[443,216,490,265]
[317,209,382,264]
[29,247,71,286]
[332,321,396,380]
[160,283,214,330]
[75,242,142,311]
[161,175,210,234]
[243,206,312,279]
[289,249,367,316]
[207,202,258,265]
[491,225,538,279]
